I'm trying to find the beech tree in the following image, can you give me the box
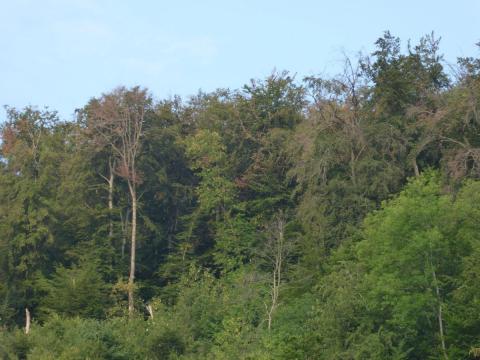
[87,86,151,315]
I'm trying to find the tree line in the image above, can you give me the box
[0,32,479,359]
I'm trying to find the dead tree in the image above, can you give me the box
[304,55,368,187]
[87,86,150,316]
[262,211,293,331]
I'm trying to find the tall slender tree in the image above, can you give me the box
[87,86,151,315]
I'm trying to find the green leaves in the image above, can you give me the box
[301,172,480,358]
[0,33,479,359]
[37,260,110,320]
[184,129,236,214]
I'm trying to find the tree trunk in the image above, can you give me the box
[120,208,130,259]
[128,185,137,317]
[25,308,31,334]
[108,159,114,238]
[432,268,448,360]
[413,157,420,177]
[146,304,154,320]
[267,216,285,331]
[350,148,357,186]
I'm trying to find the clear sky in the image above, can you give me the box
[1,0,479,120]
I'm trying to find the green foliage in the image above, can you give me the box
[1,34,480,359]
[0,315,184,360]
[184,129,237,214]
[297,173,480,359]
[214,215,257,272]
[36,259,111,320]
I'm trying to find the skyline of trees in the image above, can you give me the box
[0,32,479,359]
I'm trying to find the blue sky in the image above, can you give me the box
[1,0,479,119]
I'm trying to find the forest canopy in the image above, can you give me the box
[1,32,480,359]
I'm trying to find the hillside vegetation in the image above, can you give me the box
[1,33,480,359]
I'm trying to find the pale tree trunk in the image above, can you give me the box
[25,308,31,335]
[267,263,280,331]
[413,157,420,177]
[108,159,115,238]
[350,148,357,186]
[265,214,287,331]
[120,208,130,259]
[146,304,154,320]
[128,184,137,316]
[432,268,448,360]
[100,158,115,239]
